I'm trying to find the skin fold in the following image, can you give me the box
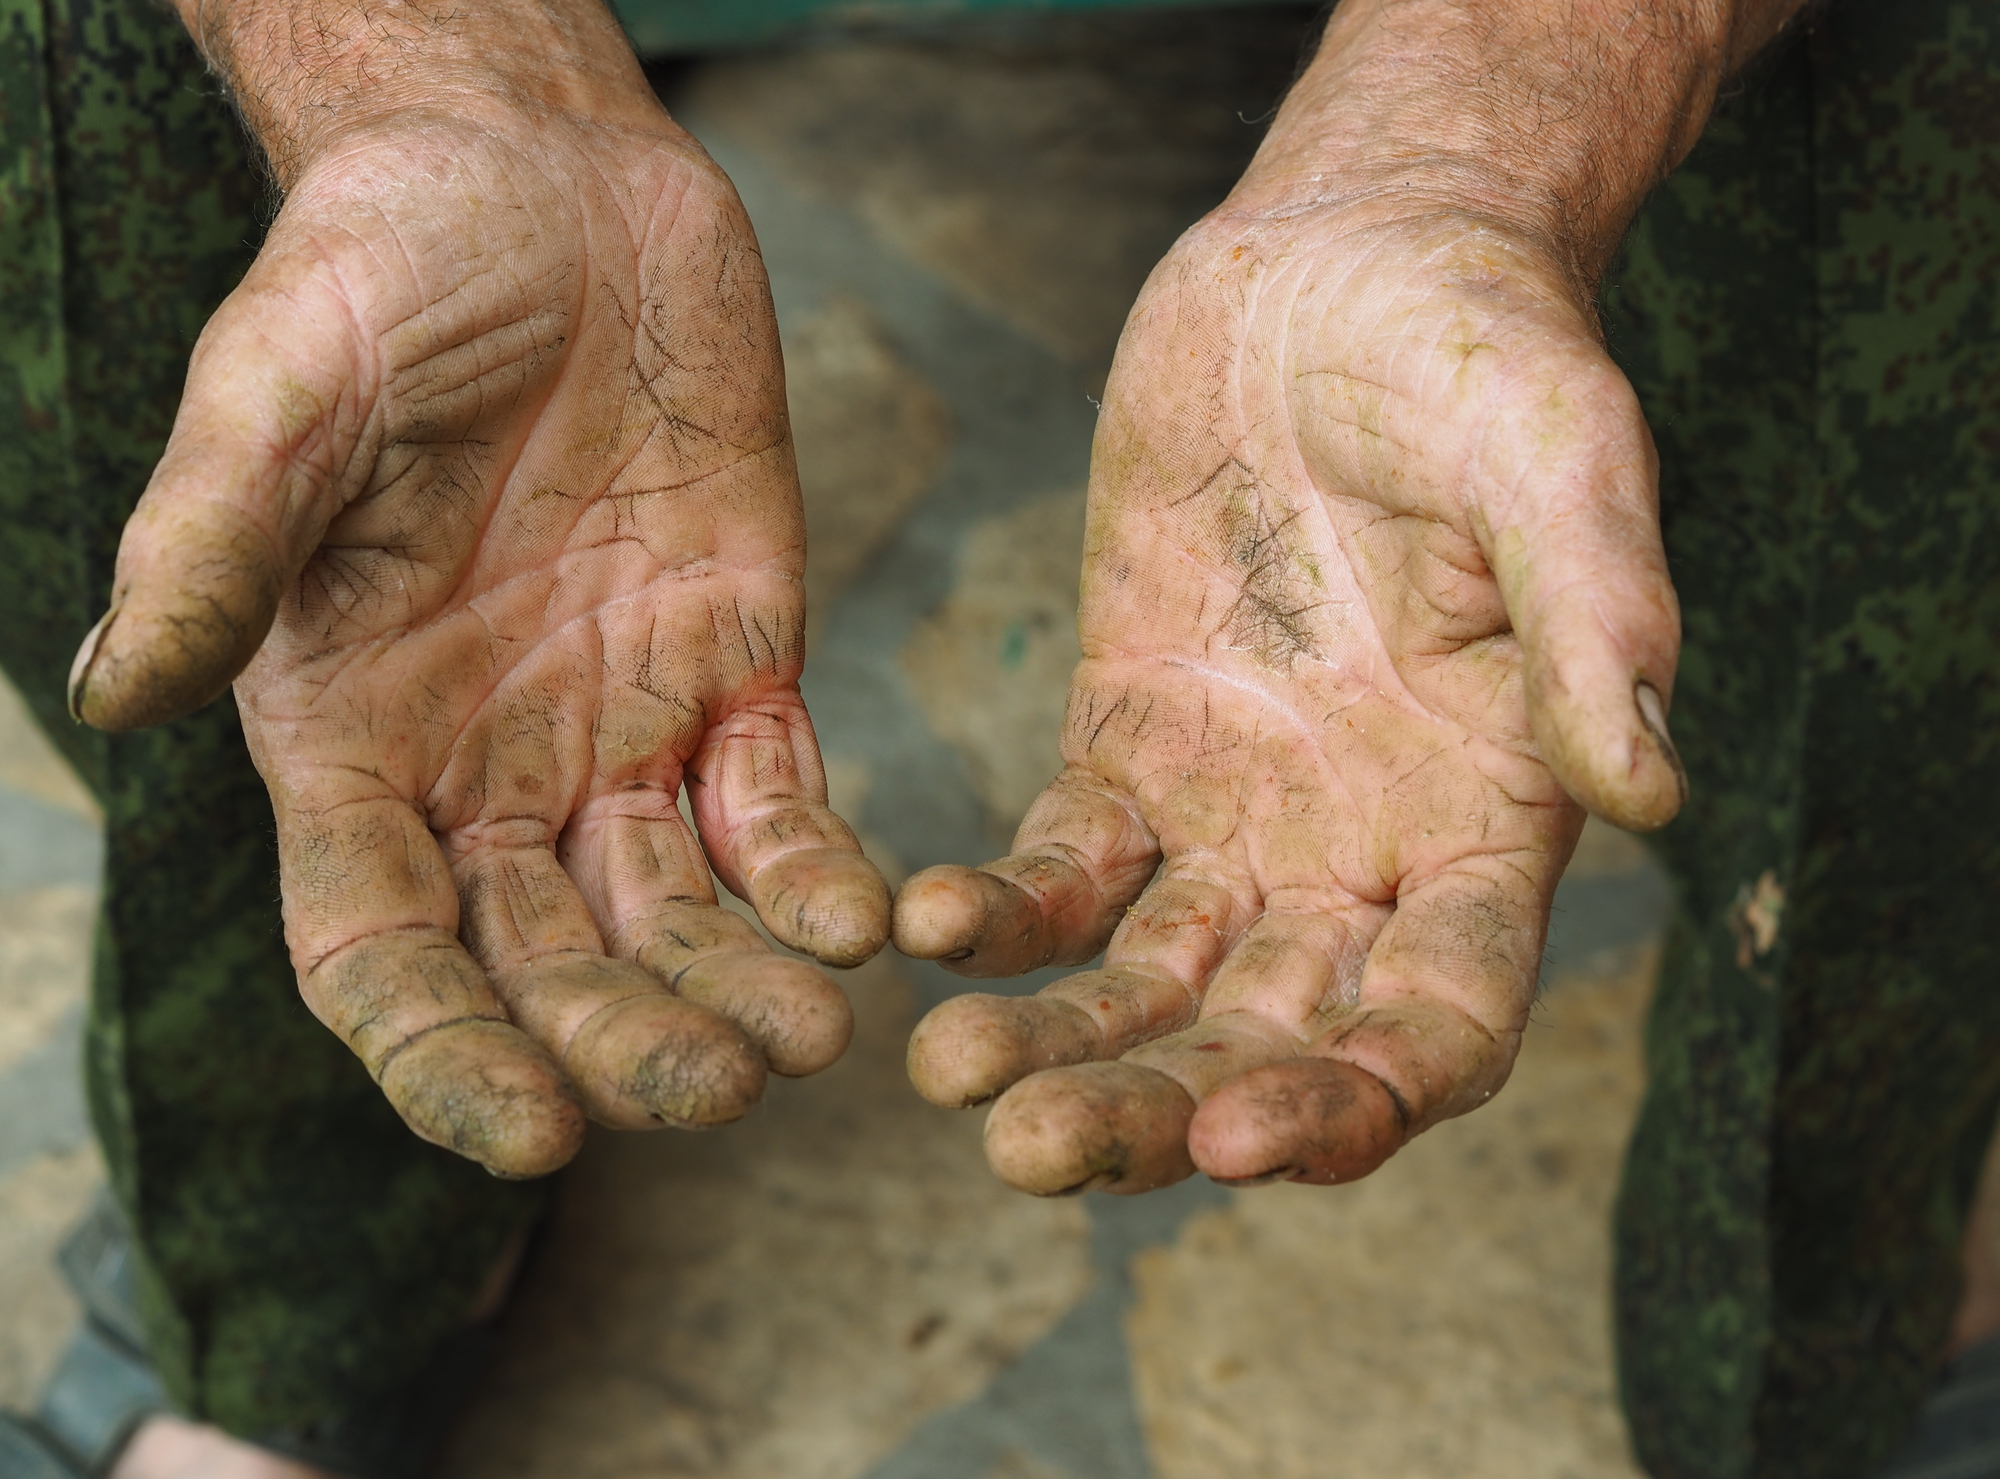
[68,0,891,1179]
[894,0,1811,1196]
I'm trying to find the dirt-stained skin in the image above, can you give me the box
[894,196,1655,1193]
[65,11,891,1178]
[895,0,1814,1199]
[56,0,1800,1203]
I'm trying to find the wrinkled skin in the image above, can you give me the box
[896,197,1684,1195]
[70,103,891,1177]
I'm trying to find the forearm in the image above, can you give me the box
[172,0,663,186]
[1240,0,1811,285]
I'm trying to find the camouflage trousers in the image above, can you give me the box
[0,0,1996,1475]
[1605,4,2000,1475]
[0,0,542,1472]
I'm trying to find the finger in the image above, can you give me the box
[1185,1058,1406,1188]
[453,839,767,1129]
[985,1017,1294,1198]
[892,767,1160,975]
[628,904,850,1077]
[1119,908,1374,1106]
[983,1063,1196,1197]
[1169,899,1412,1189]
[1475,356,1686,831]
[1192,903,1380,1021]
[687,700,890,967]
[906,965,1191,1109]
[280,788,583,1178]
[1189,856,1550,1185]
[567,800,853,1078]
[305,928,584,1178]
[906,870,1241,1107]
[69,258,363,730]
[974,906,1370,1191]
[955,869,1257,1194]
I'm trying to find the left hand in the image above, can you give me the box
[891,185,1677,1194]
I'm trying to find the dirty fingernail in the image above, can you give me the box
[1210,1170,1286,1189]
[66,604,118,722]
[1634,680,1688,802]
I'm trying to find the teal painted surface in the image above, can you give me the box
[613,0,1274,54]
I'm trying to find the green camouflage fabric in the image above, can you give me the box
[1604,4,2000,1475]
[0,0,543,1470]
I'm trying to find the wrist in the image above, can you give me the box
[1230,0,1802,292]
[176,0,668,187]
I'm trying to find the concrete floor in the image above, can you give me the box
[0,10,1701,1476]
[0,679,103,1419]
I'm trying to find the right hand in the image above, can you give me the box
[69,70,889,1177]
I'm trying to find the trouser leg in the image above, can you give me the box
[1605,6,2000,1475]
[0,0,541,1470]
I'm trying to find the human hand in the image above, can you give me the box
[894,198,1664,1192]
[885,0,1810,1194]
[67,3,889,1177]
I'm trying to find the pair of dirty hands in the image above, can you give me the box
[68,5,1691,1197]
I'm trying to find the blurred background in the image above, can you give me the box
[0,8,1691,1475]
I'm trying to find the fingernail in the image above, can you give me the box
[66,603,118,722]
[1634,680,1689,803]
[1210,1170,1286,1189]
[1046,1172,1115,1198]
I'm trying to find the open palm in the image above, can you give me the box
[896,203,1682,1194]
[71,107,889,1177]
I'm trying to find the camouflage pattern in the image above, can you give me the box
[0,0,542,1470]
[1604,3,2000,1474]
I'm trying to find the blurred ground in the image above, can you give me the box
[0,679,103,1416]
[0,9,1726,1478]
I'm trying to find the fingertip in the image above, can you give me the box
[564,992,768,1129]
[751,847,891,968]
[984,1062,1195,1196]
[1188,1059,1405,1186]
[1531,675,1688,833]
[890,867,971,960]
[892,866,1005,961]
[890,865,1039,975]
[71,511,284,731]
[377,1019,586,1179]
[905,993,1099,1108]
[676,952,854,1077]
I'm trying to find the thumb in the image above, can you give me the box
[69,259,365,731]
[1480,360,1687,832]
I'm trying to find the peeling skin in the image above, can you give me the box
[71,84,888,1176]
